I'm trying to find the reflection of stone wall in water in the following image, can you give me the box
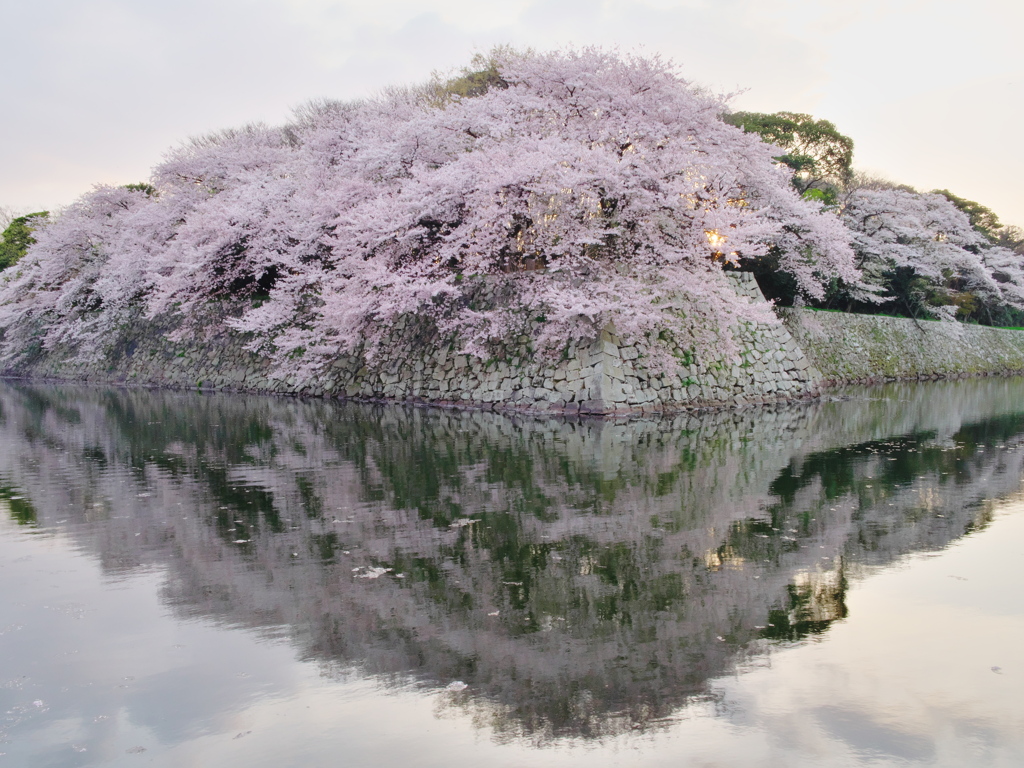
[0,381,1023,739]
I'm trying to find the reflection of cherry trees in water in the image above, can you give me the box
[1,380,1023,740]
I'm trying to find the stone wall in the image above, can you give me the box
[784,308,1024,384]
[4,273,822,415]
[11,274,1024,414]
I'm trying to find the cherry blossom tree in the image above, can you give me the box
[0,185,166,362]
[180,49,858,371]
[834,178,1024,322]
[1,49,859,374]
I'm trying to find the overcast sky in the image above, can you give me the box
[3,0,1021,225]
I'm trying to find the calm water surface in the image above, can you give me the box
[1,379,1022,767]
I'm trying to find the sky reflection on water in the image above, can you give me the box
[0,379,1022,766]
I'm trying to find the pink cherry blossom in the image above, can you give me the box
[1,49,859,375]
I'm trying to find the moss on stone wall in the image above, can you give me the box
[783,309,1024,384]
[13,277,1024,414]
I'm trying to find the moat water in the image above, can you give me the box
[1,379,1022,767]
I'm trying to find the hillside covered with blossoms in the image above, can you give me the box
[1,48,1022,379]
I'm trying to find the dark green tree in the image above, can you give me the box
[723,111,854,197]
[425,47,520,105]
[0,212,48,271]
[122,182,157,197]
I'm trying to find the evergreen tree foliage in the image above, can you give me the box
[0,212,48,271]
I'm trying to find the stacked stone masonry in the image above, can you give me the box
[784,308,1024,384]
[9,273,1024,414]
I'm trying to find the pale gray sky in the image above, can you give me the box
[3,0,1021,225]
